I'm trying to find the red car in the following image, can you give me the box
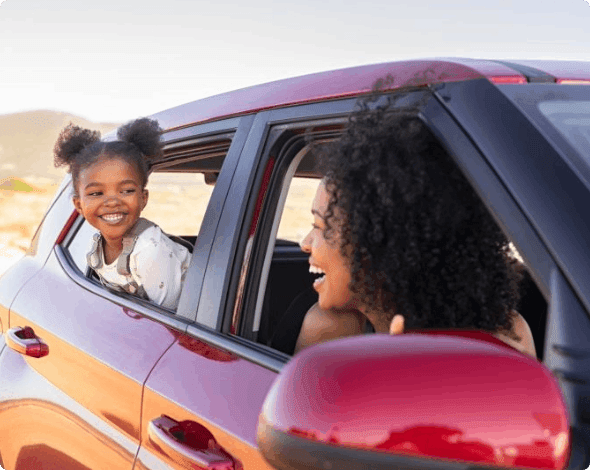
[1,58,590,470]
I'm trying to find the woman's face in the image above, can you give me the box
[301,181,355,311]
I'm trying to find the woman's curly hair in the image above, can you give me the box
[319,103,521,334]
[54,117,163,194]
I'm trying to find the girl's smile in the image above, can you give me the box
[73,156,148,261]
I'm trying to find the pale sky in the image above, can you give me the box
[1,0,589,123]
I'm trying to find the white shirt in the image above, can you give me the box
[95,225,191,310]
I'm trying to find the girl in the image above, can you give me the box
[54,118,191,310]
[295,106,536,357]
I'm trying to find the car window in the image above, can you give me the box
[232,113,548,361]
[227,118,343,351]
[67,172,214,273]
[63,134,230,309]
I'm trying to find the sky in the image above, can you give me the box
[0,0,589,123]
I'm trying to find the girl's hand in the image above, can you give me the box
[389,314,405,335]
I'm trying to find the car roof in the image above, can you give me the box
[151,58,590,132]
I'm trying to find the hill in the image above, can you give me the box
[0,110,120,183]
[0,177,37,192]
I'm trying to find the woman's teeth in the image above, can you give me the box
[310,265,326,288]
[313,274,326,288]
[309,265,325,275]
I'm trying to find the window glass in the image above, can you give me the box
[141,172,214,236]
[67,219,98,273]
[538,100,590,160]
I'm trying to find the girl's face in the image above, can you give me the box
[73,157,148,245]
[301,181,355,311]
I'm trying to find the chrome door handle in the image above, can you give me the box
[6,326,49,358]
[149,415,239,470]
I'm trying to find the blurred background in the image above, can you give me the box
[1,0,588,273]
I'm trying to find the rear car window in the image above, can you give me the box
[538,100,590,160]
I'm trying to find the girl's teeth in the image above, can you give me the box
[102,214,124,222]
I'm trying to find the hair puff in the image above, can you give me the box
[117,117,163,161]
[53,123,101,170]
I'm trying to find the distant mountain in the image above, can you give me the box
[0,177,38,192]
[0,110,120,183]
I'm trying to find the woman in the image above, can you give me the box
[294,105,536,357]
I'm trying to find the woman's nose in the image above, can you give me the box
[300,231,312,253]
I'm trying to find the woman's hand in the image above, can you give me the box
[389,314,405,335]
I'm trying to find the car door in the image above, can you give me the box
[133,110,275,470]
[0,116,252,470]
[2,249,177,470]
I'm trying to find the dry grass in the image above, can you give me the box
[0,183,60,253]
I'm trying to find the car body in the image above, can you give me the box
[1,58,590,470]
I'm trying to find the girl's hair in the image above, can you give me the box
[54,117,163,194]
[318,103,521,334]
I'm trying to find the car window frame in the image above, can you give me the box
[56,115,253,332]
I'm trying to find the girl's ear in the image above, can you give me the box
[72,196,83,215]
[141,189,149,210]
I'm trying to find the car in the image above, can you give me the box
[0,58,589,470]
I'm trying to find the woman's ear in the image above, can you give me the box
[389,314,405,335]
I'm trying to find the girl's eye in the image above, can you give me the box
[88,191,102,197]
[122,188,136,194]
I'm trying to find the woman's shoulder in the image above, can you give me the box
[294,304,364,353]
[494,311,537,358]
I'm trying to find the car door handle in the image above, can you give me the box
[148,415,240,470]
[6,326,49,358]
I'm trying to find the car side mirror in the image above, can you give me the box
[257,332,570,470]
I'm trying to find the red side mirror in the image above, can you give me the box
[257,333,570,470]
